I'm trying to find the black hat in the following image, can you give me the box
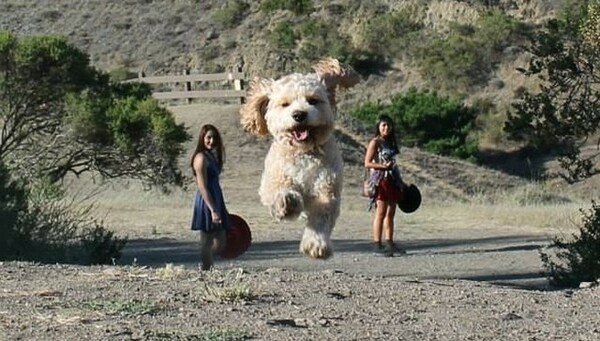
[398,184,421,213]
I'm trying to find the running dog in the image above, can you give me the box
[240,58,359,259]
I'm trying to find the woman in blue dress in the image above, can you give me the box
[191,124,230,270]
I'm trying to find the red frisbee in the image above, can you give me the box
[219,213,252,259]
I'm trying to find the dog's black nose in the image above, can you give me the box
[292,111,307,122]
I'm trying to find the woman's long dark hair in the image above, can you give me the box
[190,124,225,175]
[374,114,399,153]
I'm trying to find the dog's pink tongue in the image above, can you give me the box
[293,128,309,141]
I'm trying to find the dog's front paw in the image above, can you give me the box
[270,190,303,221]
[300,228,332,260]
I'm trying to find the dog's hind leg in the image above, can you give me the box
[270,190,304,221]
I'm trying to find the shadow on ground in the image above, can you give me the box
[121,234,553,290]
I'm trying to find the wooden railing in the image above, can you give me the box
[125,67,246,104]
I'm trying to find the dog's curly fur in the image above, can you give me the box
[240,58,360,259]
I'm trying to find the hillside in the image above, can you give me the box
[0,0,559,106]
[0,0,596,201]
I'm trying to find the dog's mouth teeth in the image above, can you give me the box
[292,127,309,142]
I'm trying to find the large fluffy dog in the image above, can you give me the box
[240,58,359,259]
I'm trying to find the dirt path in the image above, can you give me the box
[115,103,553,290]
[120,214,552,291]
[2,103,597,341]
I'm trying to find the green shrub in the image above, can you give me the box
[476,9,521,53]
[349,87,479,160]
[297,19,383,74]
[540,200,600,287]
[413,10,522,93]
[212,0,249,29]
[270,22,299,49]
[260,0,313,15]
[80,223,127,265]
[359,11,423,57]
[108,67,137,82]
[0,162,28,251]
[414,31,489,92]
[0,174,126,264]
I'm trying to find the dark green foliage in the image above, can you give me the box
[413,10,523,93]
[414,31,489,92]
[212,0,250,29]
[267,17,386,75]
[0,162,28,251]
[0,31,185,264]
[349,88,479,160]
[0,31,190,188]
[505,2,600,183]
[0,171,126,264]
[108,67,137,82]
[540,201,600,287]
[477,9,522,53]
[270,22,299,49]
[260,0,313,15]
[80,223,127,265]
[360,11,423,58]
[297,19,385,75]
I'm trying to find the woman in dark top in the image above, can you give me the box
[364,115,406,257]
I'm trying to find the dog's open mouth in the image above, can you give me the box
[291,126,311,143]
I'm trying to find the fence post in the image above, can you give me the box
[234,65,245,104]
[183,69,192,105]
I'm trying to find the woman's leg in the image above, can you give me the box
[212,229,227,255]
[383,201,397,241]
[383,203,406,255]
[371,200,391,254]
[372,200,388,244]
[200,231,214,270]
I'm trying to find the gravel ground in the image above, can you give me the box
[1,261,599,341]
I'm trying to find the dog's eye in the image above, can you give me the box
[281,102,290,108]
[307,97,320,105]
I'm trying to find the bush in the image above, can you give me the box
[260,0,313,15]
[414,31,489,92]
[0,168,126,265]
[270,22,298,49]
[1,31,189,189]
[212,0,249,29]
[0,162,28,250]
[540,200,600,287]
[359,11,423,58]
[108,67,137,82]
[297,19,385,74]
[413,10,522,93]
[349,88,479,161]
[80,223,127,265]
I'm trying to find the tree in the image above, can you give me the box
[0,31,190,189]
[505,1,600,183]
[540,200,600,287]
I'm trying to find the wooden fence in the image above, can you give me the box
[125,67,246,105]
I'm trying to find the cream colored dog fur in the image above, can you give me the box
[240,58,359,259]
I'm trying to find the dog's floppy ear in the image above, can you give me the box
[240,77,272,136]
[312,58,360,110]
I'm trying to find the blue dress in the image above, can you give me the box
[191,151,230,232]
